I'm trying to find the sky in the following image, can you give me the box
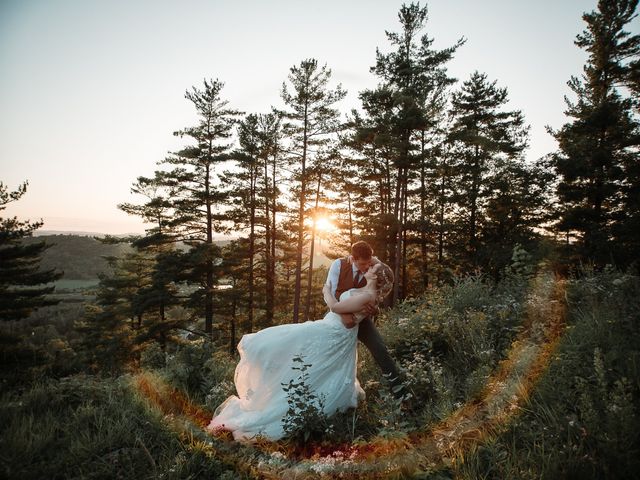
[1,0,633,235]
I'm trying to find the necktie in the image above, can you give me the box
[354,271,362,286]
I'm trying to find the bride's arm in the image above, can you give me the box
[331,291,374,315]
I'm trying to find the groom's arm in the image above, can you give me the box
[324,259,341,299]
[322,284,337,310]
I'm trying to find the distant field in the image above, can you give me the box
[55,279,100,291]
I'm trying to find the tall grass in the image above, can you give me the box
[0,375,236,479]
[7,264,637,478]
[450,267,640,479]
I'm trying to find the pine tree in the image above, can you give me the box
[551,0,640,265]
[118,172,178,323]
[222,114,264,333]
[448,71,529,268]
[0,181,62,321]
[160,79,241,335]
[480,157,554,275]
[79,252,146,373]
[358,1,462,301]
[279,59,346,322]
[216,239,250,354]
[220,112,284,330]
[259,112,283,325]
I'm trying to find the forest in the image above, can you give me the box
[1,1,639,478]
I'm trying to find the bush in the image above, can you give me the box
[140,342,166,370]
[376,268,529,421]
[281,355,333,444]
[161,339,236,406]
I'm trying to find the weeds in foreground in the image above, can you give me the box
[0,375,236,479]
[281,355,332,444]
[448,267,640,479]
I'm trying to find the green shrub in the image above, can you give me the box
[281,355,333,444]
[140,341,166,370]
[161,339,235,403]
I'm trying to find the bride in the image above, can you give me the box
[207,262,394,442]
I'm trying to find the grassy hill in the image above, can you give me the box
[23,234,245,281]
[23,234,132,280]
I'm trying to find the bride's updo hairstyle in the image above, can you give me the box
[374,263,394,303]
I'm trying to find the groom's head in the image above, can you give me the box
[351,241,373,273]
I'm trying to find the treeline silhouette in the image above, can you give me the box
[1,0,638,361]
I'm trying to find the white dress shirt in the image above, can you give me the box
[325,256,378,299]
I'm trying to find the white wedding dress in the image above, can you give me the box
[207,289,366,441]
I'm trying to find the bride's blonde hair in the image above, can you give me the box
[374,263,394,303]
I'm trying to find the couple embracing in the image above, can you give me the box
[207,241,402,441]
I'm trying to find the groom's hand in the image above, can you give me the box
[340,313,357,329]
[362,300,379,317]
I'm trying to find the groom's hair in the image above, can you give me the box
[351,241,373,260]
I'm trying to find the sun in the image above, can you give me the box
[313,217,335,232]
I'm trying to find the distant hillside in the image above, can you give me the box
[22,234,332,280]
[23,235,132,280]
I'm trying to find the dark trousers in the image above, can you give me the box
[357,317,402,395]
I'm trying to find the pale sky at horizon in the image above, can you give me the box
[1,0,635,235]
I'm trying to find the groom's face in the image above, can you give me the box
[353,256,372,274]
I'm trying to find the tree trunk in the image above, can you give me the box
[264,153,274,324]
[419,130,428,288]
[248,164,256,333]
[304,173,322,322]
[292,99,309,323]
[270,151,277,321]
[402,178,408,299]
[438,159,446,270]
[205,162,214,336]
[392,166,404,305]
[469,144,481,266]
[347,191,354,247]
[230,285,237,355]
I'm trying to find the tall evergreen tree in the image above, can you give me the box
[80,251,146,373]
[551,0,640,265]
[279,59,346,322]
[119,172,178,323]
[479,157,555,274]
[0,181,62,321]
[222,114,264,333]
[160,79,241,335]
[448,71,529,268]
[357,1,462,301]
[221,112,284,330]
[259,112,283,325]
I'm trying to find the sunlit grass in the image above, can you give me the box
[124,270,571,478]
[8,268,634,479]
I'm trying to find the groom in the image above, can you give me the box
[324,241,402,394]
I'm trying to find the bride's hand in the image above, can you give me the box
[340,313,357,329]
